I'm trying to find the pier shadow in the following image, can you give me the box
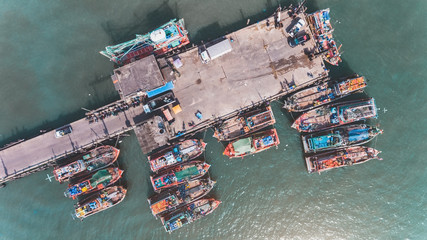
[1,157,8,177]
[100,1,178,45]
[191,0,279,43]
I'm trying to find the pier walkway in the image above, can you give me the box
[0,104,146,184]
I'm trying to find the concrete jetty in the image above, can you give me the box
[0,10,331,184]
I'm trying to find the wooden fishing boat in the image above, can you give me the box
[148,139,206,172]
[223,128,280,158]
[150,160,210,192]
[307,8,342,66]
[301,124,383,154]
[292,98,377,133]
[64,167,124,199]
[53,146,120,183]
[161,198,221,233]
[284,76,367,112]
[100,19,190,65]
[73,186,127,220]
[148,177,216,218]
[305,146,382,173]
[213,105,276,141]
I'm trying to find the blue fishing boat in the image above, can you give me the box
[301,124,383,154]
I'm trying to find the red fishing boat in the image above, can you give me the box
[223,129,280,158]
[150,160,210,192]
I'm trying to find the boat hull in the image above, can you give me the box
[148,177,216,218]
[53,145,120,183]
[161,198,221,233]
[284,76,367,112]
[305,147,381,173]
[148,139,206,172]
[213,105,276,141]
[223,128,280,158]
[150,160,211,192]
[73,186,127,219]
[65,167,124,199]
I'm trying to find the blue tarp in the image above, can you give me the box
[147,81,174,98]
[348,128,369,142]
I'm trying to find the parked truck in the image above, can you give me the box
[200,37,233,63]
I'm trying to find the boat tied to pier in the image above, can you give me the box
[292,98,378,133]
[161,198,221,233]
[307,8,342,66]
[305,146,382,173]
[148,139,206,172]
[73,186,127,220]
[284,76,367,112]
[100,19,190,65]
[64,167,124,199]
[223,128,280,158]
[301,124,383,154]
[148,177,216,218]
[150,160,210,192]
[213,105,276,141]
[53,146,120,183]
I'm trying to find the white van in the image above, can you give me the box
[200,38,233,63]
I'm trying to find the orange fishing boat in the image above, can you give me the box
[223,129,280,158]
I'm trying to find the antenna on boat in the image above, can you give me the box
[45,174,54,182]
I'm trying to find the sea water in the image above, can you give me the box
[0,0,426,239]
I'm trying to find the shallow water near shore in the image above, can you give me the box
[0,0,426,239]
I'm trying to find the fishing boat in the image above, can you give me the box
[284,76,367,112]
[305,146,382,173]
[73,186,127,220]
[148,177,216,218]
[150,160,210,192]
[213,105,276,141]
[148,139,206,172]
[301,124,383,154]
[223,128,280,158]
[64,167,124,199]
[161,198,221,233]
[307,8,341,66]
[100,19,190,65]
[292,98,378,133]
[53,146,120,183]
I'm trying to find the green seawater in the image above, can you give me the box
[0,0,426,239]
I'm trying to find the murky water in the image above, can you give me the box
[0,0,426,239]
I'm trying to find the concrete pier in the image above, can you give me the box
[0,10,331,184]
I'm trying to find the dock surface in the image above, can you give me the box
[167,13,326,134]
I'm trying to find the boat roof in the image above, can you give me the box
[232,137,253,155]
